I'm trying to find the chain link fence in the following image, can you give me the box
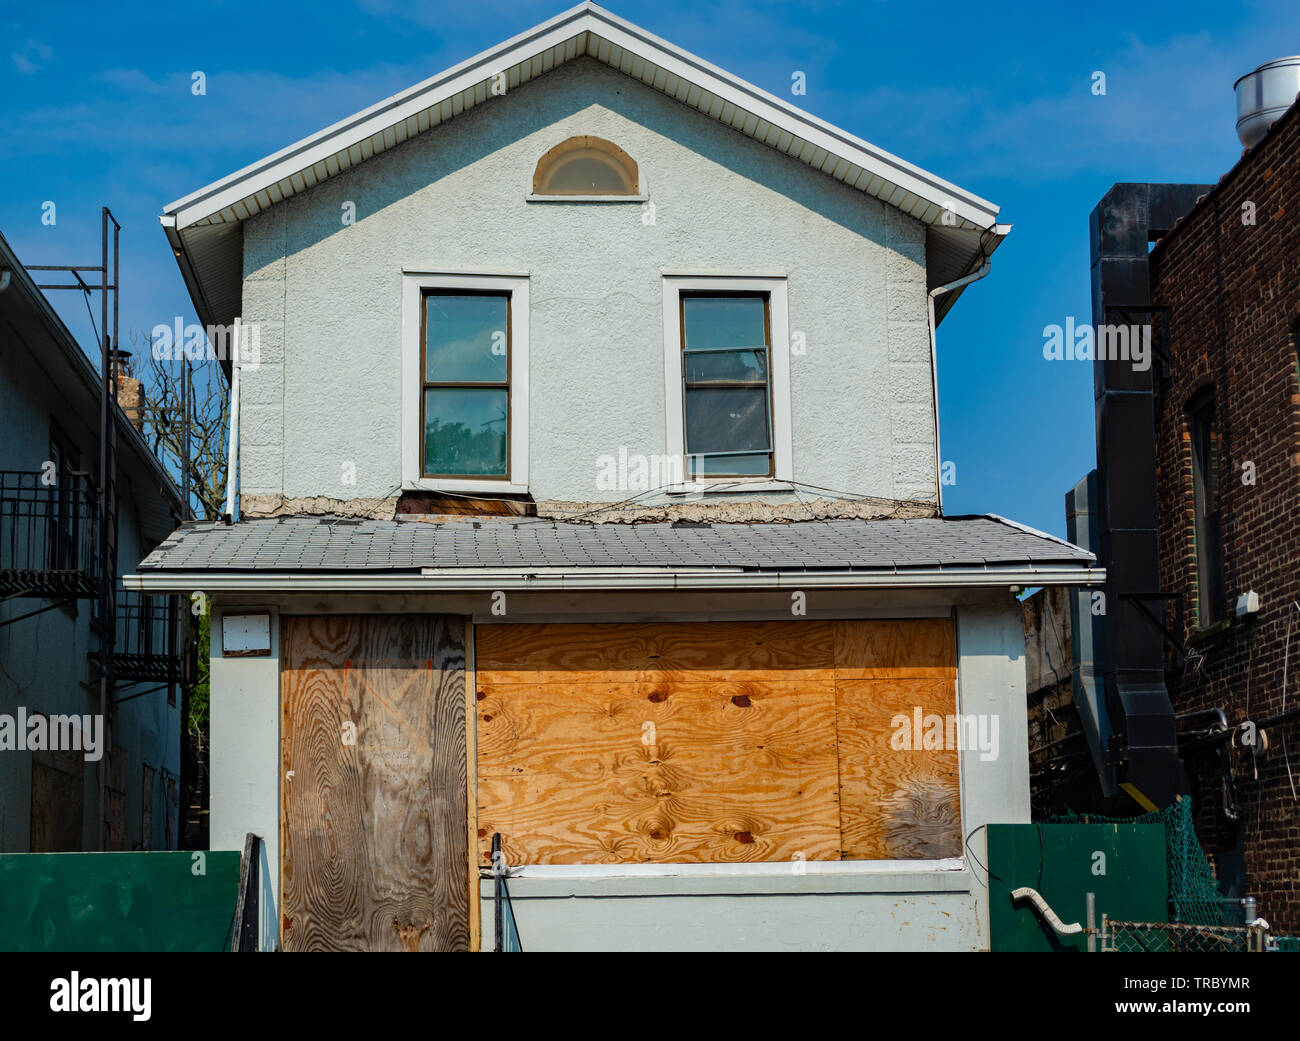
[1101,917,1271,952]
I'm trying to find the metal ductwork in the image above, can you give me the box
[1235,57,1300,148]
[1088,183,1210,811]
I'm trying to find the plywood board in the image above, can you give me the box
[477,618,962,865]
[836,677,962,858]
[476,622,842,865]
[281,614,469,951]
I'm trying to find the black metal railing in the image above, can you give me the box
[109,590,184,684]
[489,833,522,952]
[0,470,99,599]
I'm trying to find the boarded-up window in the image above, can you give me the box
[31,744,84,852]
[475,619,960,866]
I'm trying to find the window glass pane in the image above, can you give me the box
[685,387,770,456]
[424,294,508,382]
[691,452,770,477]
[684,348,768,384]
[683,296,766,350]
[424,387,508,476]
[543,154,631,194]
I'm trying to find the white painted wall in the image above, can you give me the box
[209,606,281,951]
[240,57,935,506]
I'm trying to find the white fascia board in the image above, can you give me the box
[161,3,1000,233]
[589,6,1000,229]
[162,5,598,227]
[124,565,1105,594]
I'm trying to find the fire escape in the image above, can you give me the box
[0,208,194,848]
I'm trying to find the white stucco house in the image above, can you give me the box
[129,3,1101,951]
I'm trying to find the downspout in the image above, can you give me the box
[223,316,241,523]
[927,251,993,513]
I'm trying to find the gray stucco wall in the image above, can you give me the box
[0,323,181,852]
[240,57,935,506]
[207,590,1029,952]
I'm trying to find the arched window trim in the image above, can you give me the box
[531,136,641,198]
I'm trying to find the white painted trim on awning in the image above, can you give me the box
[124,564,1104,593]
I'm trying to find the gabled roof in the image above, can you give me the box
[127,514,1098,593]
[161,2,1007,332]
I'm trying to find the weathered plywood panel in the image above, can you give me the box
[281,614,469,951]
[477,618,961,865]
[836,676,962,859]
[832,618,956,678]
[476,620,835,682]
[476,622,840,865]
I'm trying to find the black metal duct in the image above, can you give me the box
[1089,183,1210,810]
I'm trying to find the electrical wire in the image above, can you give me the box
[1280,602,1299,801]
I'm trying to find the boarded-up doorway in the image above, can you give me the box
[281,615,469,951]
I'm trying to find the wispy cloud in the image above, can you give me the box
[10,38,52,74]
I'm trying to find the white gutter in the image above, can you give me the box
[223,316,241,522]
[124,564,1105,594]
[927,225,1011,512]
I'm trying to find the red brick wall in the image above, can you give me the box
[1148,100,1300,930]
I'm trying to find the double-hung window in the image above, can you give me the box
[662,276,792,486]
[402,273,529,492]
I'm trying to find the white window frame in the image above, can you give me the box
[401,270,529,494]
[660,274,793,492]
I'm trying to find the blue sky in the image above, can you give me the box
[3,0,1295,537]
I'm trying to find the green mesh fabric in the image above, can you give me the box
[1052,797,1224,925]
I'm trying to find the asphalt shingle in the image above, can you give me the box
[135,514,1094,574]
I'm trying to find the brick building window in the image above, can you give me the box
[1188,389,1225,625]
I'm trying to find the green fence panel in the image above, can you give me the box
[0,851,241,952]
[988,822,1167,952]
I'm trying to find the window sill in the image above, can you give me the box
[664,479,793,496]
[525,193,649,204]
[477,859,972,898]
[1187,619,1231,645]
[403,478,530,495]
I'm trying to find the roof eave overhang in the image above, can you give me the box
[125,564,1103,594]
[160,2,1006,332]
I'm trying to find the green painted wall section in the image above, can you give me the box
[988,822,1167,952]
[0,851,241,952]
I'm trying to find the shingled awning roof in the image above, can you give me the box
[126,514,1100,593]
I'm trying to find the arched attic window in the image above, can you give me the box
[532,136,639,196]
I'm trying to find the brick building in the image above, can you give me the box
[1145,92,1300,930]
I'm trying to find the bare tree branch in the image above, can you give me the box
[128,330,230,522]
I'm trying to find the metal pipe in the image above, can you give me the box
[223,317,242,522]
[927,254,993,513]
[97,206,109,852]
